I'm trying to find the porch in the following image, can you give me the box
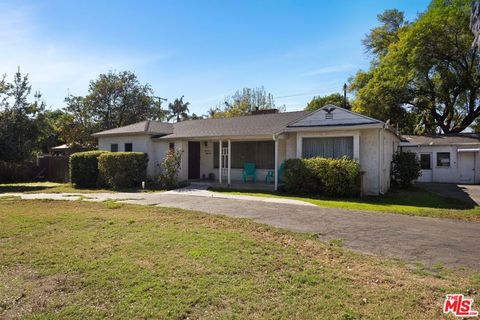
[185,136,287,191]
[190,180,277,192]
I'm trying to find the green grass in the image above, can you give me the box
[0,199,478,319]
[210,187,480,222]
[0,182,162,194]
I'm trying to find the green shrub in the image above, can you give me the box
[391,151,421,189]
[98,152,148,189]
[69,151,107,188]
[284,157,361,197]
[157,149,183,189]
[284,159,319,194]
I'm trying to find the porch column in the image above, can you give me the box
[274,139,278,191]
[227,140,231,186]
[219,140,222,184]
[353,134,360,162]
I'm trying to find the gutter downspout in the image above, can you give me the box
[378,125,386,195]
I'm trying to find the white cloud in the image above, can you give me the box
[303,64,358,76]
[0,4,169,108]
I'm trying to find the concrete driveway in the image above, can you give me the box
[3,189,480,270]
[418,182,480,206]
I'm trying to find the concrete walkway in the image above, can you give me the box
[3,188,480,270]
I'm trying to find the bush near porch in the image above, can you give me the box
[98,152,148,189]
[284,157,361,197]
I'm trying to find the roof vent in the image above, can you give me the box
[323,106,335,119]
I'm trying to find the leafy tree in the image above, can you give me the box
[0,68,45,160]
[84,71,156,129]
[61,71,168,143]
[305,93,346,111]
[210,87,284,118]
[35,109,64,154]
[350,0,480,134]
[167,96,190,122]
[60,95,96,146]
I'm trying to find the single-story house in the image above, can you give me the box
[92,105,400,195]
[401,134,480,184]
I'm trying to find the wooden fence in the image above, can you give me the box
[37,156,70,182]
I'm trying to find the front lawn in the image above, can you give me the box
[0,199,478,319]
[210,187,480,222]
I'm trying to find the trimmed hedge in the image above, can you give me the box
[98,152,148,189]
[284,157,361,197]
[70,151,107,188]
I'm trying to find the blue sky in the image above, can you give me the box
[0,0,430,115]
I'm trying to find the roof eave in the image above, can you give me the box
[284,123,384,132]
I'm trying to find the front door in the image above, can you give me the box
[459,152,475,184]
[418,153,433,182]
[188,141,201,180]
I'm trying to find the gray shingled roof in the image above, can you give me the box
[92,120,173,137]
[156,110,311,139]
[402,134,480,146]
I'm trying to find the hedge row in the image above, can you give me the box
[70,151,148,189]
[284,157,361,197]
[98,152,148,189]
[69,151,107,188]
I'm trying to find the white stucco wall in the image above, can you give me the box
[401,145,480,184]
[97,134,157,178]
[97,127,400,194]
[292,128,399,195]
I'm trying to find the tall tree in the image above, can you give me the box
[167,96,190,122]
[84,71,156,129]
[0,68,45,160]
[210,87,283,118]
[305,93,347,111]
[60,70,167,143]
[350,0,480,134]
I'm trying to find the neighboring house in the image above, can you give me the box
[92,105,399,195]
[401,134,480,184]
[49,144,86,157]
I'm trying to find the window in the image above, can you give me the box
[302,137,353,159]
[110,144,118,152]
[124,143,133,152]
[420,154,431,170]
[169,142,175,150]
[213,141,274,169]
[437,152,450,167]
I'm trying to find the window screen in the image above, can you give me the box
[213,141,274,169]
[420,154,431,169]
[111,144,118,152]
[124,143,133,152]
[302,137,353,159]
[436,152,450,167]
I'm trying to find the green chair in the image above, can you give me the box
[242,162,257,183]
[265,162,285,184]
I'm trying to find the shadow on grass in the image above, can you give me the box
[210,186,474,210]
[0,184,55,193]
[0,182,164,194]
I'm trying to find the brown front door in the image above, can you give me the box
[188,141,201,180]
